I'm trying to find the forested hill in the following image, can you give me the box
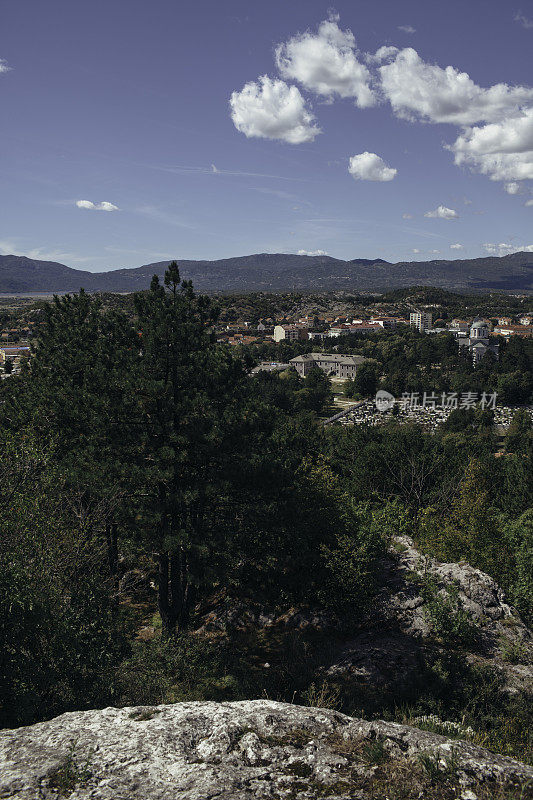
[1,250,532,294]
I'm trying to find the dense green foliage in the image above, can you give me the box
[1,267,531,764]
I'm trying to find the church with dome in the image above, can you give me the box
[458,319,499,365]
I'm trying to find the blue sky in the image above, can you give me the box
[1,0,532,271]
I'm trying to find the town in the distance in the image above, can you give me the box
[2,285,532,437]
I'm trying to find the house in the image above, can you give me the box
[226,334,258,346]
[458,319,499,364]
[370,316,397,329]
[289,352,369,379]
[493,324,533,338]
[498,317,513,326]
[0,345,31,363]
[250,361,291,375]
[518,315,533,326]
[448,319,470,335]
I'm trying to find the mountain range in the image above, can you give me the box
[1,251,532,294]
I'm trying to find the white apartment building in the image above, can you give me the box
[410,311,433,332]
[273,324,308,342]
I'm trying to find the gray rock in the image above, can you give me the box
[328,537,533,691]
[1,700,532,799]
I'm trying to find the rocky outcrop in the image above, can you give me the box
[193,537,532,695]
[327,536,533,692]
[1,700,532,799]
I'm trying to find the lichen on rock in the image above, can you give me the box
[1,700,532,799]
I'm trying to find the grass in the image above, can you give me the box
[47,739,93,796]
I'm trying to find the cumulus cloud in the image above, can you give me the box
[229,75,320,144]
[275,17,375,107]
[379,48,533,125]
[526,199,533,206]
[424,205,458,219]
[484,242,533,255]
[450,107,533,181]
[450,243,464,249]
[348,152,397,181]
[0,59,11,73]
[504,181,522,194]
[368,46,399,64]
[514,11,533,29]
[76,200,119,211]
[297,249,328,256]
[402,212,413,219]
[412,248,422,254]
[398,25,416,34]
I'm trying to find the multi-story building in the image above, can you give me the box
[329,322,383,337]
[289,352,369,379]
[410,311,433,331]
[273,324,308,342]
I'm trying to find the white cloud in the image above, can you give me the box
[484,242,533,255]
[526,199,533,206]
[504,182,522,194]
[412,248,421,254]
[514,11,533,29]
[76,200,119,211]
[348,152,397,181]
[368,46,399,64]
[275,17,375,107]
[398,25,416,34]
[229,75,320,144]
[402,212,413,219]
[450,107,533,181]
[424,205,458,219]
[0,59,11,73]
[379,48,533,125]
[297,249,328,256]
[430,249,440,254]
[450,243,464,249]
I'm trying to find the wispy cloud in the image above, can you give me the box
[253,187,312,204]
[134,204,196,229]
[297,249,328,256]
[398,25,416,33]
[514,11,533,28]
[0,59,11,73]
[0,239,93,264]
[145,162,309,182]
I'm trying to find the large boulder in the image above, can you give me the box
[1,700,532,799]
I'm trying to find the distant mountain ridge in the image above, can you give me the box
[1,251,532,294]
